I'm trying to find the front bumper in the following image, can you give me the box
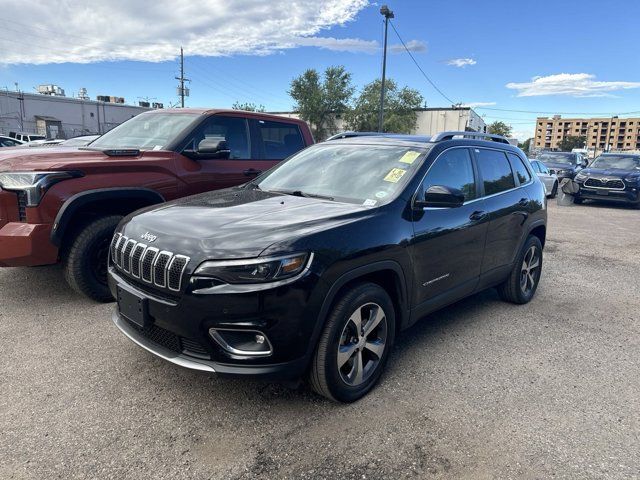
[0,222,58,267]
[575,184,640,204]
[108,266,324,380]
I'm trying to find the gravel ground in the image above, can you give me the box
[1,201,639,480]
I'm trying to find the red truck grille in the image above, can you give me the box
[16,192,28,222]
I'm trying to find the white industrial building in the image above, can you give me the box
[0,90,150,139]
[271,107,487,139]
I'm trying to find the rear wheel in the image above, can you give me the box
[62,215,122,302]
[497,235,543,304]
[309,283,395,402]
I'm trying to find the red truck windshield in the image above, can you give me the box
[90,113,199,151]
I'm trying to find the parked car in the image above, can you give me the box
[0,136,24,148]
[9,132,46,143]
[537,151,587,179]
[573,153,640,208]
[0,109,313,301]
[108,131,547,402]
[530,159,559,198]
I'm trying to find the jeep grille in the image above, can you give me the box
[110,233,190,292]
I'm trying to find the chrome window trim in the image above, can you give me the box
[411,145,533,210]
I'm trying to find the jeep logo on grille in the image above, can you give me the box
[141,232,158,243]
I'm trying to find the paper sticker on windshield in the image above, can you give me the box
[399,151,421,164]
[375,191,388,199]
[384,168,407,183]
[152,145,162,151]
[362,199,377,207]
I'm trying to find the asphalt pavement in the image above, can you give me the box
[1,200,639,479]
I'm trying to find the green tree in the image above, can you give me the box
[289,66,354,140]
[232,101,265,112]
[557,135,586,152]
[344,79,424,133]
[518,138,532,153]
[487,121,513,137]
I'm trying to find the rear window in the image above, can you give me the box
[476,149,516,196]
[256,120,304,160]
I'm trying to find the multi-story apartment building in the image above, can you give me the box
[534,115,640,153]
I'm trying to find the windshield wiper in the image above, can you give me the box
[270,189,334,201]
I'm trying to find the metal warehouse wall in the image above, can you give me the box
[0,90,149,138]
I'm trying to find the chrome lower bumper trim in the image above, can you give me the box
[112,309,216,373]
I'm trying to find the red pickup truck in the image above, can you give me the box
[0,109,313,301]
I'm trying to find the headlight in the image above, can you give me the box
[0,171,82,206]
[624,175,640,183]
[194,253,311,284]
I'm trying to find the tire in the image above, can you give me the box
[309,283,396,402]
[497,235,543,305]
[549,181,558,199]
[62,215,122,302]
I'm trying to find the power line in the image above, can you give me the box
[388,20,456,105]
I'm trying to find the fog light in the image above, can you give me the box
[209,328,273,357]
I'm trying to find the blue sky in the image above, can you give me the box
[2,0,640,139]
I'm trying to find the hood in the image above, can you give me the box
[581,167,640,179]
[541,161,577,171]
[119,188,373,261]
[0,147,138,171]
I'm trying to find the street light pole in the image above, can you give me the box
[378,5,394,132]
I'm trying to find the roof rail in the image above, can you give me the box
[431,131,511,145]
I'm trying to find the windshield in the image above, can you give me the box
[537,152,576,165]
[591,155,640,170]
[89,113,199,150]
[256,143,428,206]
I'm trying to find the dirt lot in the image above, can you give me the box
[1,201,639,479]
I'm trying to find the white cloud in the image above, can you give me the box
[0,0,370,64]
[460,102,496,108]
[389,40,427,54]
[511,128,535,141]
[506,73,640,97]
[446,58,476,68]
[292,36,378,53]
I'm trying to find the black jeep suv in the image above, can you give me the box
[573,153,640,208]
[108,131,547,402]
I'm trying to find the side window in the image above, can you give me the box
[476,149,516,196]
[256,120,304,160]
[540,163,550,174]
[508,153,532,185]
[192,116,250,159]
[530,161,541,174]
[423,148,477,201]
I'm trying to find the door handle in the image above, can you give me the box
[243,168,262,176]
[469,210,487,221]
[518,198,529,207]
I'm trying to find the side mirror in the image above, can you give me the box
[414,185,465,209]
[197,138,231,158]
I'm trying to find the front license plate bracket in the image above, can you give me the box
[117,287,149,328]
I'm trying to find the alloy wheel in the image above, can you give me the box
[337,302,388,386]
[520,245,541,295]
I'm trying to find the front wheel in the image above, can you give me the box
[309,283,395,402]
[497,235,543,304]
[62,215,122,302]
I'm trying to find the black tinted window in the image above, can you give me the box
[423,148,476,201]
[194,116,250,159]
[476,149,515,196]
[508,153,532,184]
[256,120,304,159]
